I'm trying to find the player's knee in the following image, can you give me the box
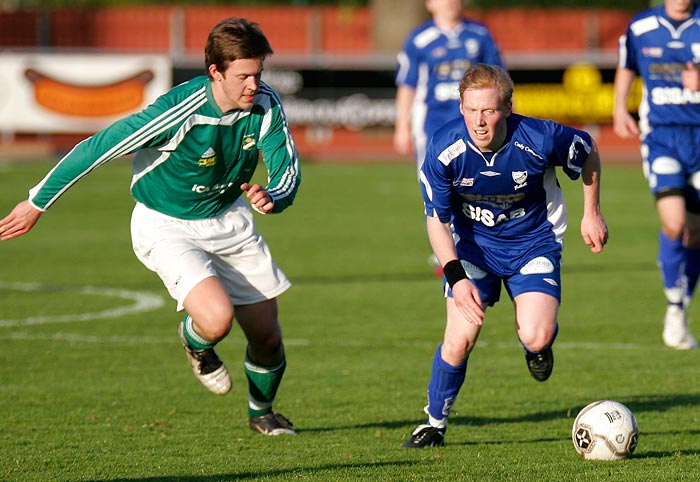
[195,305,234,341]
[519,326,555,353]
[442,338,474,364]
[251,330,283,354]
[661,223,684,240]
[247,331,284,366]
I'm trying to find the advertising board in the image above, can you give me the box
[0,53,171,134]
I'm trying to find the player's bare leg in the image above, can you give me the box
[514,292,558,381]
[179,276,234,394]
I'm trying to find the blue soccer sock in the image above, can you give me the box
[684,247,700,305]
[658,232,686,305]
[180,314,218,351]
[426,344,467,429]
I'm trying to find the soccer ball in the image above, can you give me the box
[572,400,639,460]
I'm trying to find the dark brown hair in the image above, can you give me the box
[204,17,273,78]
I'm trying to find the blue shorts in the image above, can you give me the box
[643,125,700,212]
[444,247,562,306]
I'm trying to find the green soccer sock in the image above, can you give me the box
[245,351,286,417]
[180,314,217,351]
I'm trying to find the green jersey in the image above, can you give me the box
[28,76,300,219]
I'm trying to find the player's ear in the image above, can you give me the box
[208,64,222,81]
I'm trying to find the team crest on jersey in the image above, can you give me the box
[198,147,217,167]
[242,136,257,151]
[512,170,528,190]
[465,38,480,56]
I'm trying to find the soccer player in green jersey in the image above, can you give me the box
[0,17,301,435]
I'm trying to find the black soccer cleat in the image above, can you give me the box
[402,424,445,448]
[249,411,297,436]
[526,346,554,382]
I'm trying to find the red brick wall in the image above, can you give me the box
[184,6,314,54]
[0,6,635,54]
[320,7,372,52]
[465,8,631,51]
[0,11,37,47]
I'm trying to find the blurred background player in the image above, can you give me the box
[393,0,503,275]
[393,0,504,174]
[403,64,608,448]
[0,17,301,435]
[613,0,700,349]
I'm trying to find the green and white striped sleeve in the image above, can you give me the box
[258,84,301,214]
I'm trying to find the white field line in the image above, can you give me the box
[0,281,165,327]
[0,331,312,345]
[0,329,647,350]
[0,282,659,350]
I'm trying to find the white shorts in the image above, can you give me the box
[130,198,291,311]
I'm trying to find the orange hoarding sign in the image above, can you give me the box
[0,53,171,133]
[25,69,155,118]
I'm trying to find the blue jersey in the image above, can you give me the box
[420,114,592,272]
[619,2,700,129]
[396,18,503,140]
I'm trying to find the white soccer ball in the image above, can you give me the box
[571,400,639,460]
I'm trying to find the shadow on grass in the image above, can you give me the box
[89,392,700,481]
[95,460,423,482]
[297,392,700,456]
[294,392,700,435]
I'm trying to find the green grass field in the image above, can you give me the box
[1,158,699,481]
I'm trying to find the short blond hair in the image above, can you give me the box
[459,63,513,106]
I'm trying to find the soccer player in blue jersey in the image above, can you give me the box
[394,0,503,174]
[402,64,608,448]
[0,18,301,435]
[613,0,700,349]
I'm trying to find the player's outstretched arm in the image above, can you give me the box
[579,142,608,254]
[0,200,43,241]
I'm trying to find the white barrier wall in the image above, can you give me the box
[0,53,171,134]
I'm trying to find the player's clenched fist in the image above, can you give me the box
[241,183,274,214]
